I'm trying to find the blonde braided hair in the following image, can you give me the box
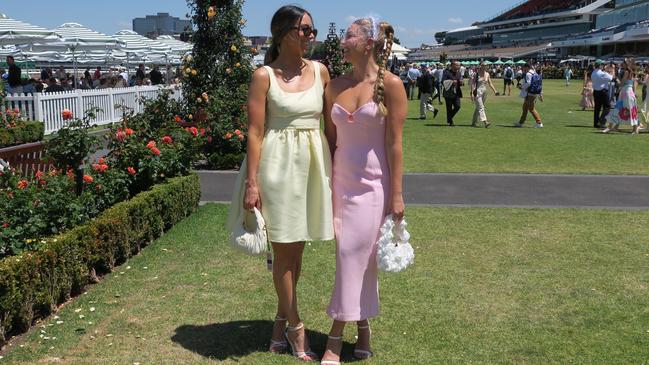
[374,22,394,116]
[352,18,394,116]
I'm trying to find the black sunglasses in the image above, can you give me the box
[292,25,318,38]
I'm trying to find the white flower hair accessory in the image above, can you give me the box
[376,214,414,273]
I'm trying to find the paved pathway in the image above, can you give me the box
[198,171,649,210]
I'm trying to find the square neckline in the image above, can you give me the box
[266,60,319,94]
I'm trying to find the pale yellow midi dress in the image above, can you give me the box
[227,61,334,243]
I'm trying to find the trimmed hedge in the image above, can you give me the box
[0,121,45,147]
[0,172,200,346]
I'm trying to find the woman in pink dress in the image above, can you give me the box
[321,17,406,364]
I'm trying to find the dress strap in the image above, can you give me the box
[312,61,323,92]
[263,65,277,93]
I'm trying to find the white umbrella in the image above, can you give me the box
[391,43,411,54]
[31,23,123,87]
[113,30,172,77]
[0,13,59,46]
[155,35,192,55]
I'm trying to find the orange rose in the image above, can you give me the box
[146,140,157,149]
[17,180,28,190]
[124,128,134,136]
[150,147,161,156]
[225,132,233,139]
[83,175,94,183]
[61,109,73,120]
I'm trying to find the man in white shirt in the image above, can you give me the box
[406,64,421,100]
[514,63,543,128]
[503,65,514,96]
[591,60,614,128]
[434,64,445,105]
[564,66,573,86]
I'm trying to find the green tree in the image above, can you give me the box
[323,23,350,78]
[183,0,253,168]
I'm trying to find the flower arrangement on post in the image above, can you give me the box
[45,108,100,195]
[183,0,253,169]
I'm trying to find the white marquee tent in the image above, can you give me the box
[0,13,59,46]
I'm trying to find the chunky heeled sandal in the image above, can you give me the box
[268,316,288,353]
[285,322,318,361]
[354,325,374,360]
[320,335,343,365]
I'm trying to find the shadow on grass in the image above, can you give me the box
[172,320,357,361]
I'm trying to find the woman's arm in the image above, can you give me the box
[323,79,338,159]
[487,74,498,95]
[383,73,407,221]
[243,67,270,210]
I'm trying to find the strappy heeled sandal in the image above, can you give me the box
[285,322,318,361]
[354,325,374,360]
[269,316,288,353]
[320,335,342,365]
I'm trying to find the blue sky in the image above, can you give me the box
[1,1,514,48]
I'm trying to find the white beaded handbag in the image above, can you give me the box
[229,207,268,256]
[376,214,414,273]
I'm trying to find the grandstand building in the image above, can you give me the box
[480,0,613,46]
[553,0,649,57]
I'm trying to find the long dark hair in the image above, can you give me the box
[264,5,312,65]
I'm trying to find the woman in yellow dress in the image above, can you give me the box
[227,5,333,362]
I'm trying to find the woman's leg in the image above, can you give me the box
[355,319,372,353]
[272,242,312,354]
[321,320,347,363]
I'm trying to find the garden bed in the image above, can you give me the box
[0,172,200,347]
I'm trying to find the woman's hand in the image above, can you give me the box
[243,182,261,210]
[390,193,405,222]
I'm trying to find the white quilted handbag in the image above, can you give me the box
[376,214,414,273]
[230,207,268,256]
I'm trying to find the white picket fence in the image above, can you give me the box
[4,86,183,135]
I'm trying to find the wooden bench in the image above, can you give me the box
[0,141,53,177]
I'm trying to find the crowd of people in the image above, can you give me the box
[393,60,546,128]
[1,56,177,95]
[391,58,649,133]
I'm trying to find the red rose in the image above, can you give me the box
[17,180,28,190]
[207,136,213,143]
[92,163,101,171]
[99,164,109,172]
[124,128,134,136]
[35,170,44,179]
[234,129,242,136]
[83,175,94,183]
[146,140,157,149]
[162,136,173,144]
[200,128,206,136]
[150,147,161,156]
[174,115,182,123]
[98,157,105,164]
[186,127,198,136]
[127,167,136,175]
[116,129,126,142]
[2,222,8,229]
[61,109,73,120]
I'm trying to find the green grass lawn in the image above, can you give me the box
[2,204,648,364]
[403,79,649,174]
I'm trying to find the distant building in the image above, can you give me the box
[248,36,272,48]
[133,13,191,38]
